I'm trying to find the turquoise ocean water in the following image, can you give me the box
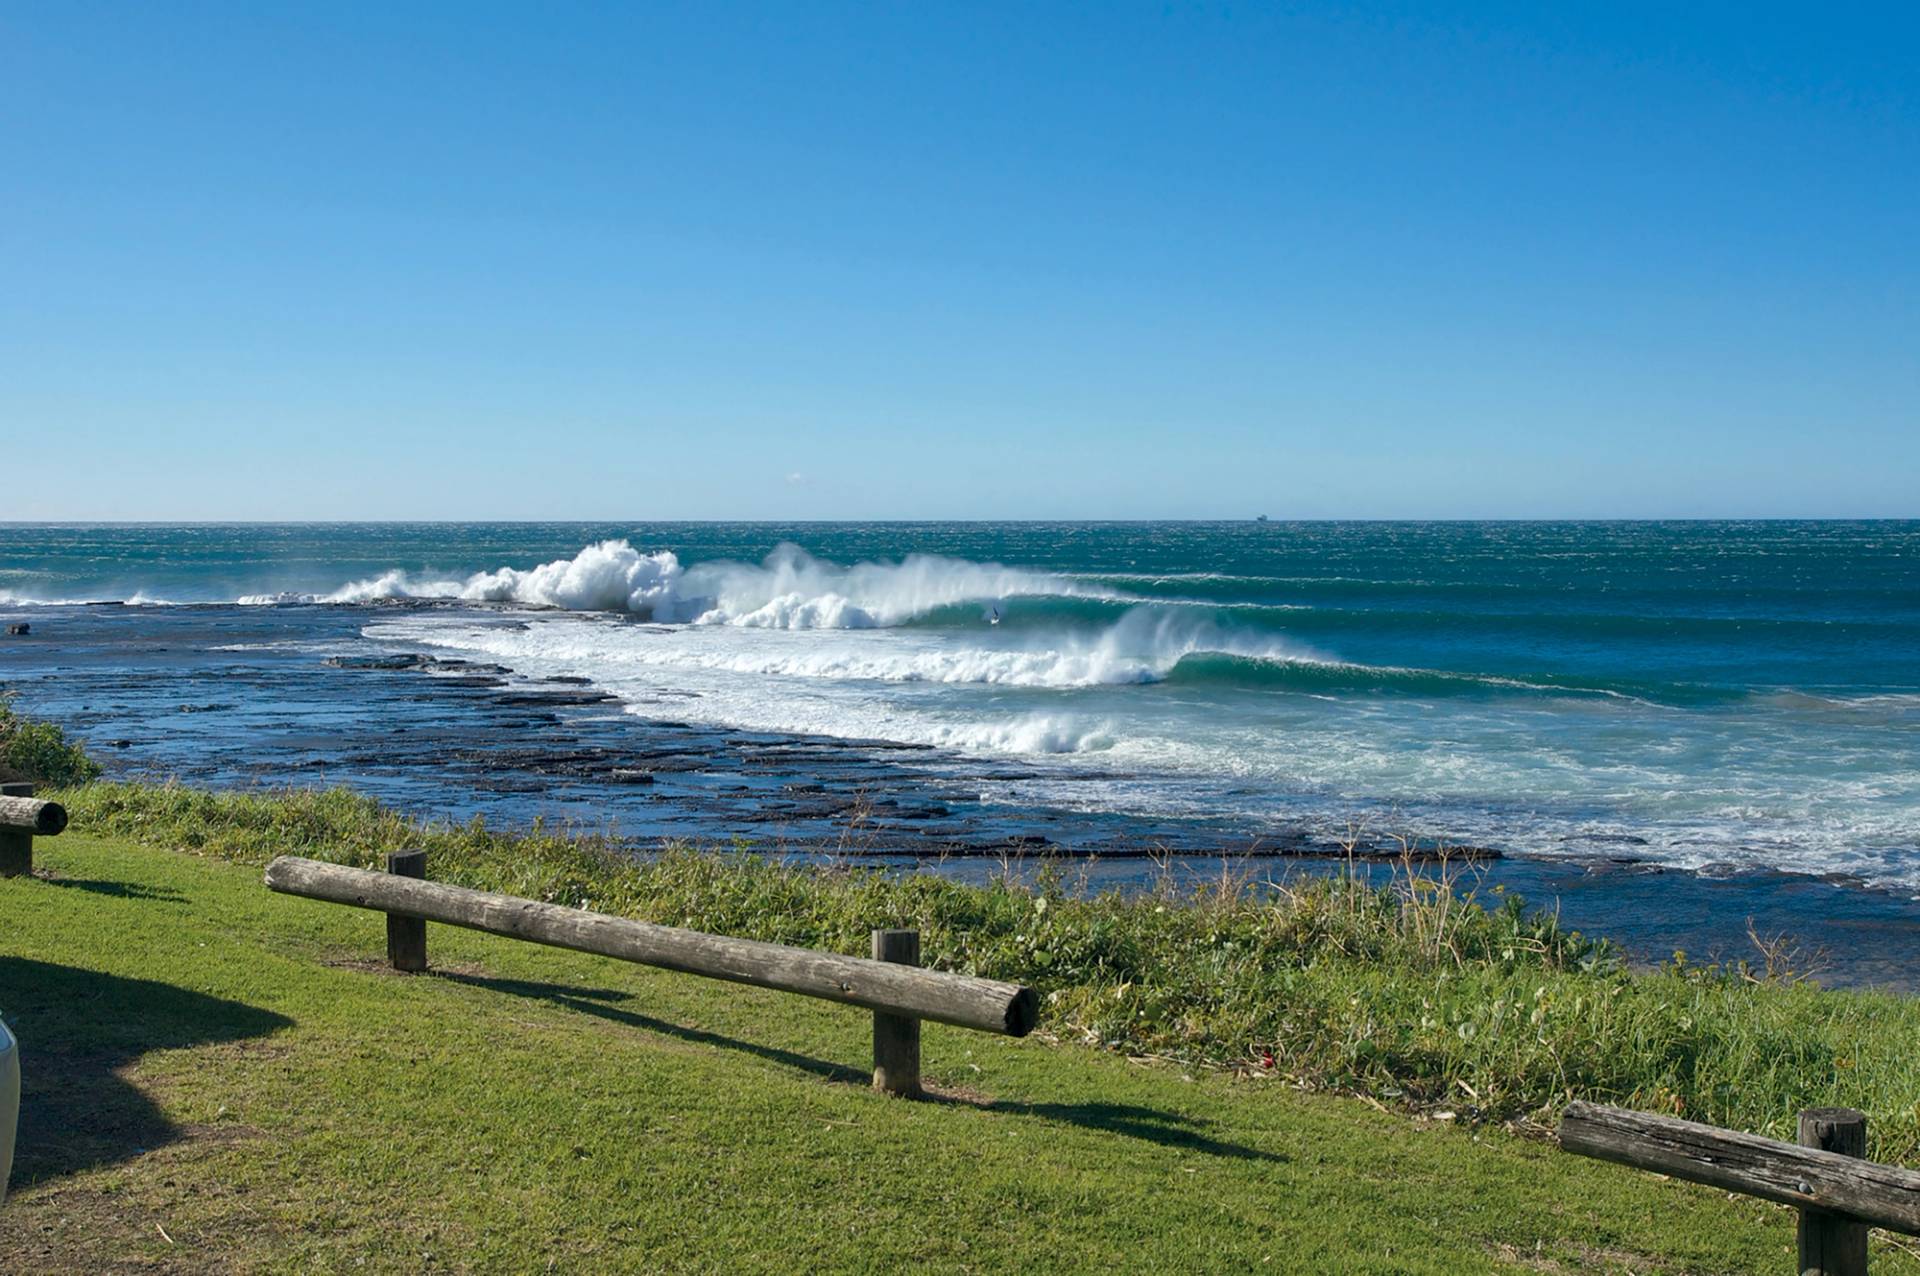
[3,521,1917,890]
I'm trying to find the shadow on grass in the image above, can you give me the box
[0,957,292,1188]
[440,972,1282,1162]
[974,1099,1285,1163]
[433,972,868,1084]
[32,876,188,903]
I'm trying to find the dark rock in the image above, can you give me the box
[325,653,434,670]
[882,805,950,821]
[434,659,512,675]
[628,756,712,773]
[491,690,619,708]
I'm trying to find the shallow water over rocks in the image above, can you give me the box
[7,598,1920,990]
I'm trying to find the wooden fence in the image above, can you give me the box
[0,782,67,878]
[262,853,1037,1097]
[1561,1101,1920,1275]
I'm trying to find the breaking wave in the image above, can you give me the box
[378,602,1333,690]
[245,540,1117,629]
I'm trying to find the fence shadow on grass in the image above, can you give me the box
[31,876,188,903]
[440,971,1282,1163]
[973,1099,1285,1163]
[0,956,292,1187]
[432,971,868,1085]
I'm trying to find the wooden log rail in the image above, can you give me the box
[0,784,68,878]
[1561,1101,1919,1274]
[263,854,1037,1096]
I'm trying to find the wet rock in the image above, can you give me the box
[326,653,434,670]
[737,795,866,821]
[629,755,713,773]
[491,689,619,708]
[434,659,512,675]
[880,804,950,821]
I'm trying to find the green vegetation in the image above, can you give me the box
[0,695,101,788]
[57,780,1920,1164]
[9,829,1906,1273]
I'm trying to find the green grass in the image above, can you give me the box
[7,832,1910,1274]
[53,781,1920,1163]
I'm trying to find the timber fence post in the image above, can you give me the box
[1799,1107,1870,1276]
[265,857,1037,1035]
[0,782,35,878]
[871,928,922,1098]
[385,849,428,972]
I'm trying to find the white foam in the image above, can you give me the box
[314,540,1112,628]
[375,604,1322,690]
[237,591,319,606]
[0,592,186,607]
[929,716,1119,754]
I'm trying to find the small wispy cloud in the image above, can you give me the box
[785,471,808,485]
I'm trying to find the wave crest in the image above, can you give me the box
[380,604,1330,690]
[293,540,1109,628]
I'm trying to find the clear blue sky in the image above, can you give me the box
[3,2,1914,519]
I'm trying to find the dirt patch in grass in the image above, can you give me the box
[323,953,495,979]
[1489,1239,1689,1273]
[0,1182,209,1275]
[0,1120,277,1276]
[920,1079,994,1106]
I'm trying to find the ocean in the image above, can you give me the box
[4,521,1918,979]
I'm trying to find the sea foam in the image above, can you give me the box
[310,540,1112,629]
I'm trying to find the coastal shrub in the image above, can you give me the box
[55,779,1920,1161]
[0,696,102,788]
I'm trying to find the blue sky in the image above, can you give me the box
[2,2,1914,519]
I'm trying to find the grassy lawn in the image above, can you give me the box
[5,835,1909,1272]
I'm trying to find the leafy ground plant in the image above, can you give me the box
[0,695,102,788]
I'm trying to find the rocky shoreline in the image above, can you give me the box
[8,598,1920,988]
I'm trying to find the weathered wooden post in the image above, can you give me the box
[871,928,922,1098]
[265,856,1038,1035]
[0,782,50,878]
[1799,1108,1870,1276]
[386,850,428,972]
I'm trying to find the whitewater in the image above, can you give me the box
[244,539,1131,630]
